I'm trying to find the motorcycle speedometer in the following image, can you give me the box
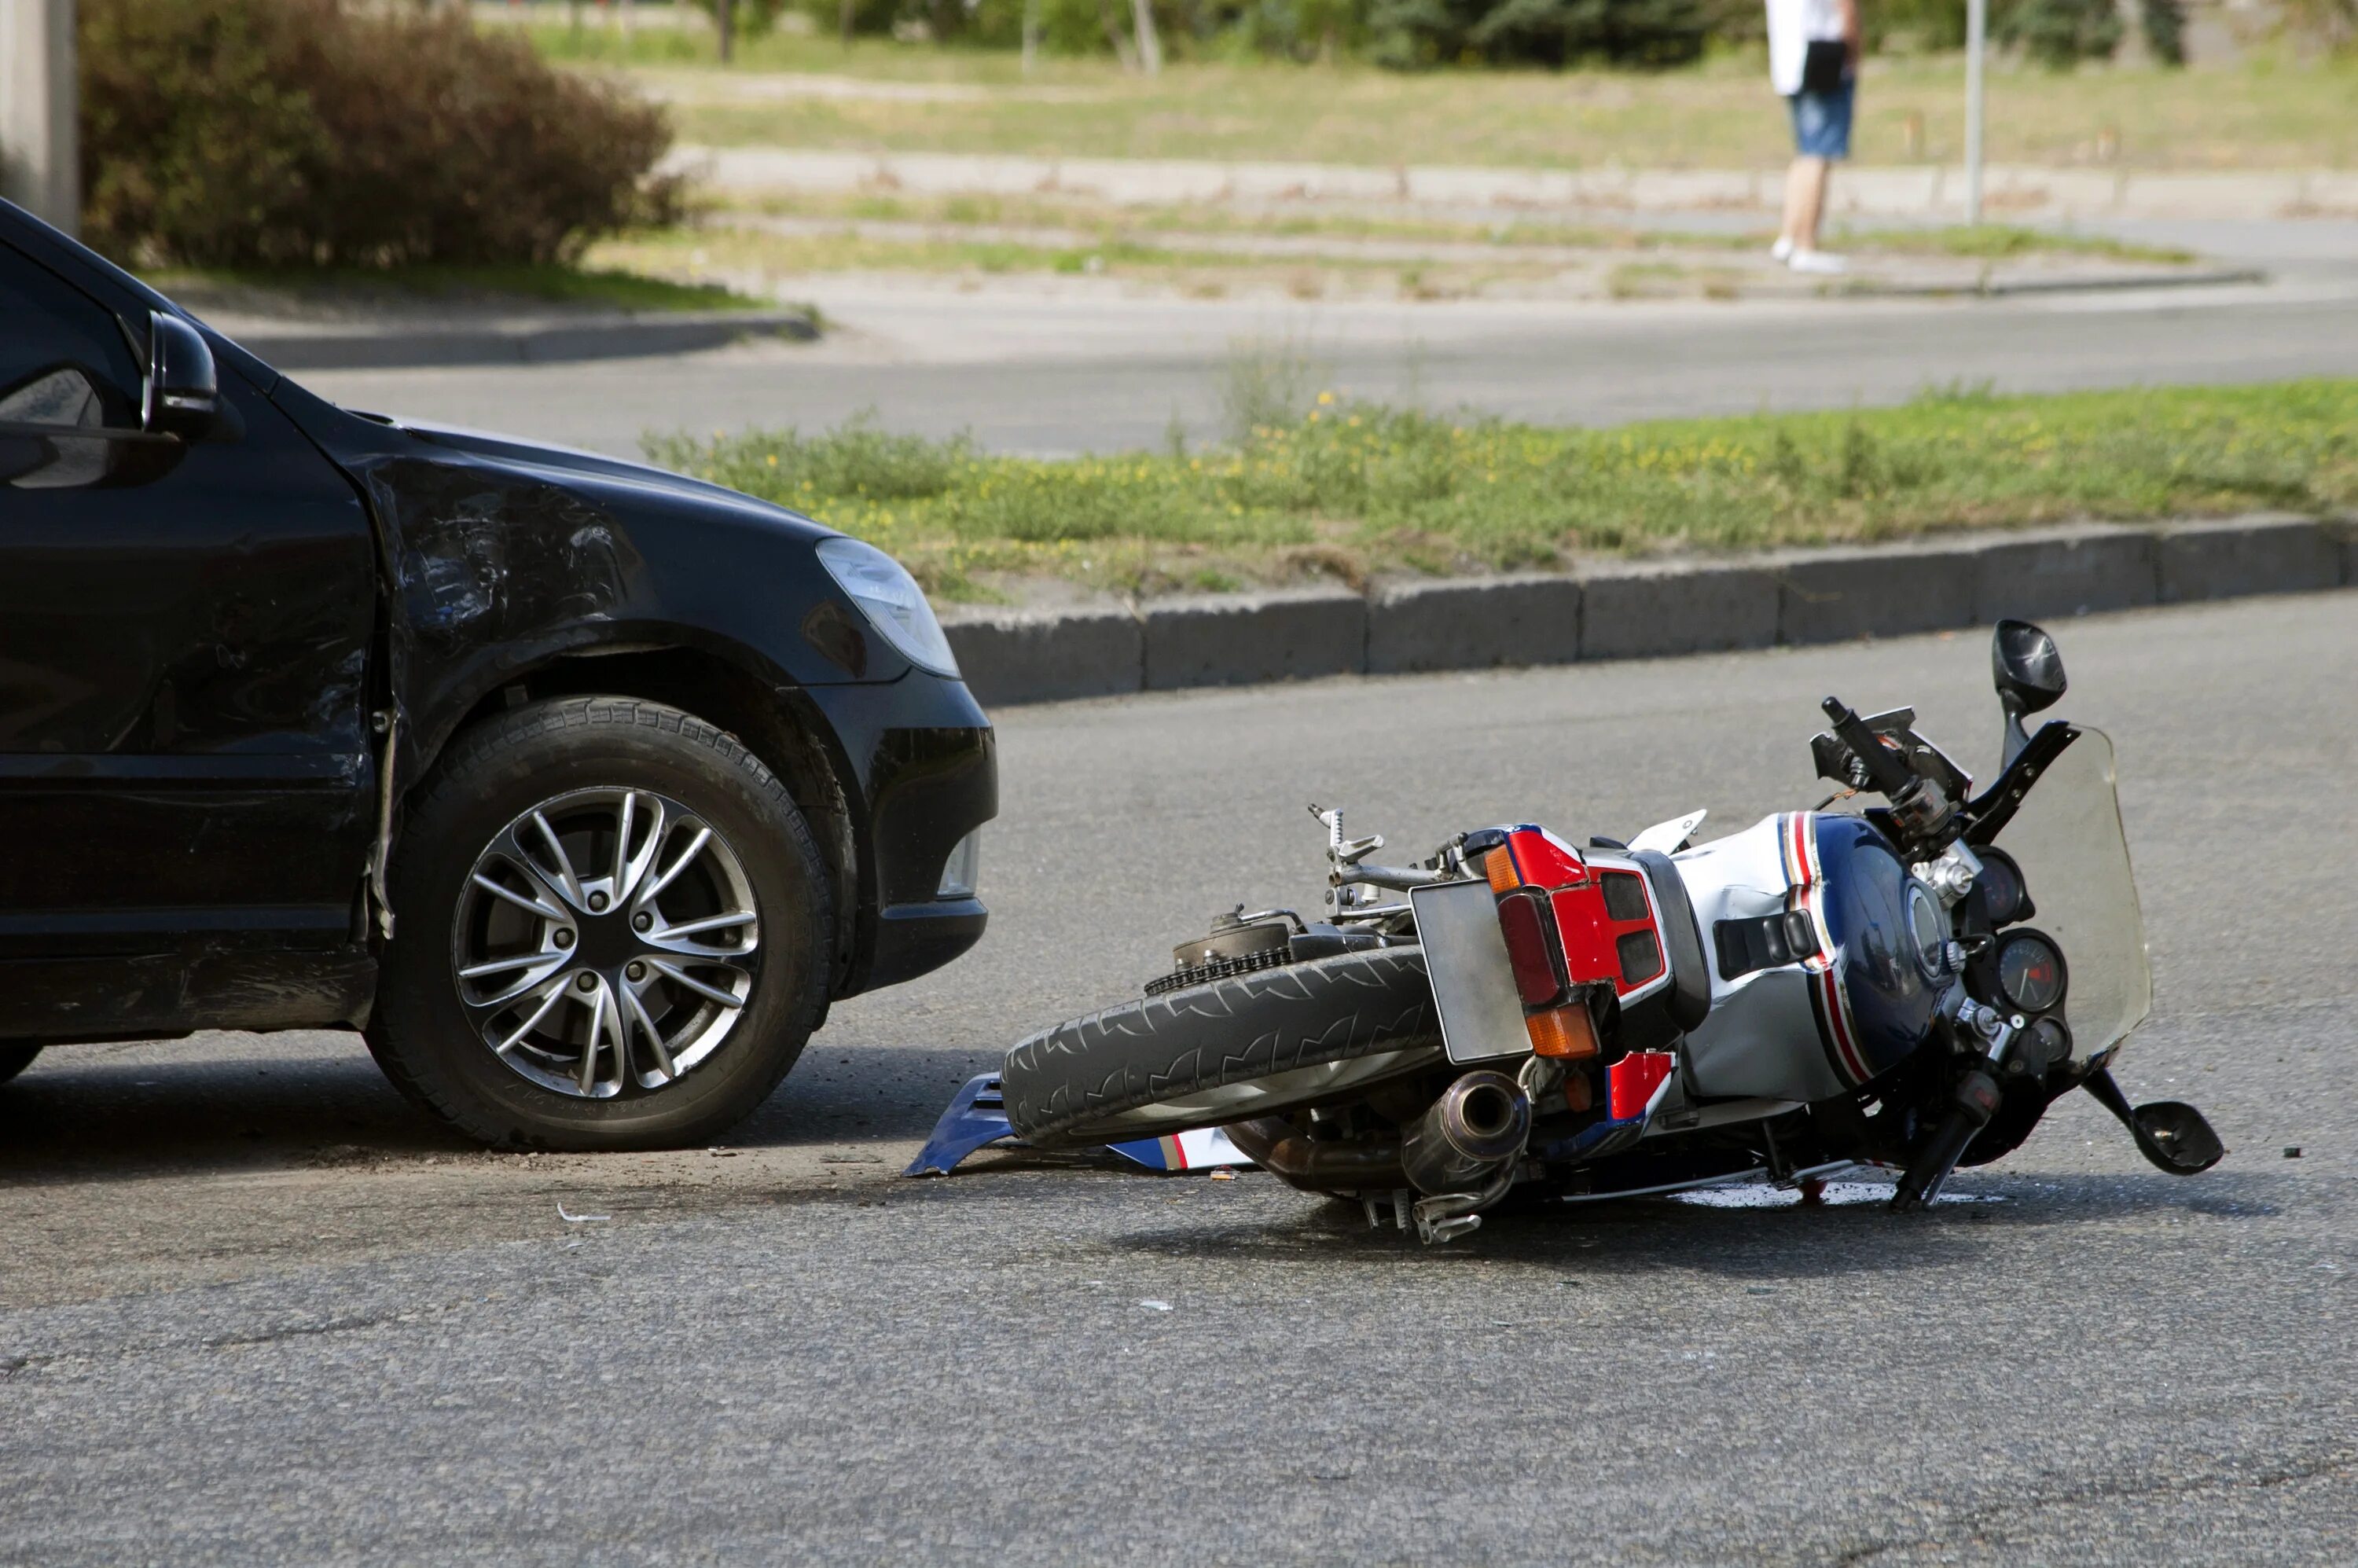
[1971,847,2032,927]
[1994,929,2068,1015]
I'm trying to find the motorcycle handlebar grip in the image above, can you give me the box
[1890,1069,2003,1212]
[1821,696,1916,797]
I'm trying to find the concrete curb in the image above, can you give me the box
[942,514,2353,707]
[1847,268,2268,300]
[1143,586,1367,689]
[226,310,819,372]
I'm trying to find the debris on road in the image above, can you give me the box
[904,1073,1255,1177]
[556,1203,612,1223]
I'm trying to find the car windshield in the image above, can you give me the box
[1991,725,2151,1064]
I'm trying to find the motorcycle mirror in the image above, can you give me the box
[2128,1100,2226,1176]
[2082,1067,2225,1177]
[1992,619,2066,766]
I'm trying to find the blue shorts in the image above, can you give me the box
[1788,81,1854,160]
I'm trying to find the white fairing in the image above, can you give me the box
[1629,809,1707,855]
[1669,816,1852,1104]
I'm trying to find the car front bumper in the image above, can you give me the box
[805,674,998,998]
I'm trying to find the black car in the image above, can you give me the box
[0,200,996,1149]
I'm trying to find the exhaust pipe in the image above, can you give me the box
[1401,1070,1532,1197]
[1225,1068,1534,1246]
[1223,1117,1405,1193]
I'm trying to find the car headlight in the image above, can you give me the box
[815,537,960,678]
[937,830,981,900]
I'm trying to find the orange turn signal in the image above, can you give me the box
[1525,1002,1600,1060]
[1484,846,1520,894]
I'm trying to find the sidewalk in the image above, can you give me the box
[672,145,2358,225]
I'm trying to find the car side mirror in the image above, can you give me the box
[145,311,222,439]
[1992,618,2066,766]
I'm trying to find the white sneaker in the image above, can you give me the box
[1787,248,1849,276]
[1770,236,1794,263]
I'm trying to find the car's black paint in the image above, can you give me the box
[0,198,994,1046]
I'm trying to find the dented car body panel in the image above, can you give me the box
[0,199,995,1047]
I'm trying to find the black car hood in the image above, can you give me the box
[381,416,831,539]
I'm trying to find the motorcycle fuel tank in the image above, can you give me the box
[1674,812,1946,1103]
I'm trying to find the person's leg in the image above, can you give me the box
[1783,156,1829,252]
[1786,83,1852,272]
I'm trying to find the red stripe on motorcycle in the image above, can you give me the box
[1787,812,1870,1085]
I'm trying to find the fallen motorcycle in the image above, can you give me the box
[993,618,2224,1242]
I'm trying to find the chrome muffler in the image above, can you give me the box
[1399,1070,1532,1241]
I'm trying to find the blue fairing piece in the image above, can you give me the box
[904,1074,1236,1176]
[1813,814,1944,1078]
[905,1073,1016,1176]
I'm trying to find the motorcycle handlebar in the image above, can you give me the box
[1821,696,1917,798]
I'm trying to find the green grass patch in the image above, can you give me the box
[535,37,2358,173]
[153,261,761,313]
[645,380,2358,600]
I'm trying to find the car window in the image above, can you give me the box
[0,243,142,431]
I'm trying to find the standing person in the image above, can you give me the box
[1766,0,1861,275]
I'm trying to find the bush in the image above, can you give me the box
[1367,0,1710,68]
[80,0,679,270]
[1994,0,2121,66]
[2139,0,2186,64]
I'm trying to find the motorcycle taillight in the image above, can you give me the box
[1496,888,1567,1008]
[1526,1001,1600,1060]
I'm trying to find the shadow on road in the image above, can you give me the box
[0,1028,1001,1183]
[1082,1166,2291,1282]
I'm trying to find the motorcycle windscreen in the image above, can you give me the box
[1991,726,2151,1064]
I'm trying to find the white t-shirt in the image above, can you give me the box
[1766,0,1847,95]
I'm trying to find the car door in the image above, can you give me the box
[0,236,381,1039]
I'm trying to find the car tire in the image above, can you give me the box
[367,696,832,1151]
[0,1044,41,1085]
[1002,947,1440,1148]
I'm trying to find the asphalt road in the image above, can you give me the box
[4,593,2354,1564]
[301,271,2358,458]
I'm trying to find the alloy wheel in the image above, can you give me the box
[451,787,762,1099]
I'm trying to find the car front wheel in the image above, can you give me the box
[368,697,832,1150]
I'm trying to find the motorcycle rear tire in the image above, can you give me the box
[1003,947,1439,1148]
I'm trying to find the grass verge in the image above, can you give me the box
[586,216,2191,305]
[644,379,2358,602]
[527,29,2358,173]
[706,193,2198,263]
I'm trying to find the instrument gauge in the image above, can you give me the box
[1973,848,2029,927]
[1994,929,2068,1015]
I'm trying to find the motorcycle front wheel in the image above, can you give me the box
[1002,947,1442,1148]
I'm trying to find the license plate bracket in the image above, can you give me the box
[1410,879,1533,1066]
